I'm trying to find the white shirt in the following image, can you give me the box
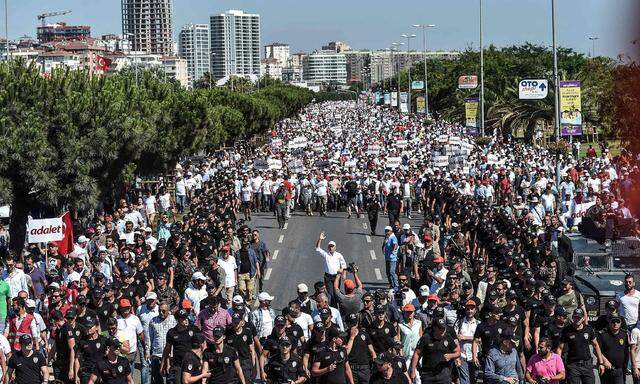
[175,180,187,196]
[145,235,158,252]
[617,290,640,326]
[117,314,143,353]
[292,312,315,340]
[258,308,273,338]
[631,328,640,366]
[218,256,237,287]
[144,196,157,214]
[159,193,171,210]
[3,269,29,299]
[184,285,208,315]
[430,267,448,294]
[316,247,347,275]
[315,180,328,196]
[458,317,480,361]
[0,334,9,381]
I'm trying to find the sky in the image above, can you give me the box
[4,0,639,59]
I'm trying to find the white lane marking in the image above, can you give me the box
[374,268,382,280]
[272,249,279,260]
[278,235,284,243]
[363,222,368,229]
[264,268,272,281]
[366,235,371,243]
[370,250,377,260]
[284,222,288,230]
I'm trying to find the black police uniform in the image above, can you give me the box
[597,327,629,384]
[181,350,204,384]
[266,353,306,384]
[369,369,410,384]
[87,300,116,330]
[77,334,108,383]
[166,324,200,382]
[415,328,458,383]
[473,320,504,361]
[347,328,374,384]
[92,355,131,384]
[53,322,78,383]
[225,325,255,380]
[560,323,597,383]
[203,344,241,384]
[7,350,47,384]
[313,345,350,384]
[369,321,397,354]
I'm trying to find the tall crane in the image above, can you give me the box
[37,10,72,27]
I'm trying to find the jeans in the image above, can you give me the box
[350,364,371,384]
[0,316,6,334]
[317,195,327,215]
[176,194,187,213]
[140,342,151,384]
[385,260,399,288]
[275,203,287,228]
[457,360,475,384]
[403,197,413,216]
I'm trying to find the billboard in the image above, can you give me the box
[384,93,391,105]
[411,80,424,90]
[464,97,479,129]
[560,80,583,136]
[458,75,478,89]
[400,92,409,113]
[518,79,548,100]
[391,92,398,107]
[416,96,426,114]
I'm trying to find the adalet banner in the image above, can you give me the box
[560,80,583,136]
[416,96,426,114]
[464,97,479,129]
[411,81,424,90]
[28,217,65,243]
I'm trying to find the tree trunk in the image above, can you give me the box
[8,194,32,255]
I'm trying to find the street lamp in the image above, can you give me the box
[479,0,485,136]
[588,36,600,57]
[4,0,9,62]
[391,42,404,111]
[401,33,416,113]
[414,24,436,117]
[551,0,562,188]
[123,32,139,85]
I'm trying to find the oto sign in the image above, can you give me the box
[411,81,424,90]
[458,75,478,89]
[28,217,65,243]
[518,79,548,100]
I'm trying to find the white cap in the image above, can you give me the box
[68,273,80,283]
[77,235,88,243]
[328,241,336,247]
[144,227,152,232]
[145,291,158,300]
[98,246,107,252]
[402,223,411,230]
[419,285,430,297]
[232,295,244,304]
[26,299,36,308]
[384,226,393,231]
[49,282,60,289]
[191,272,206,281]
[258,292,274,301]
[297,283,309,293]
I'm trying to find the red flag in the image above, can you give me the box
[53,211,74,255]
[95,55,112,71]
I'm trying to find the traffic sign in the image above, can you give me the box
[411,81,424,90]
[518,79,548,100]
[458,75,478,89]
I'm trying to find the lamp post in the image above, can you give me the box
[479,0,485,136]
[401,33,416,113]
[124,32,138,85]
[414,24,436,117]
[588,36,599,57]
[551,0,562,188]
[391,42,404,111]
[4,0,9,61]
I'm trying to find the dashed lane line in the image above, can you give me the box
[374,268,382,280]
[264,268,272,281]
[284,222,288,230]
[370,250,377,260]
[272,249,279,260]
[278,235,284,243]
[366,235,371,243]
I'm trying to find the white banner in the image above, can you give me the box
[396,140,408,148]
[448,136,461,144]
[288,160,304,173]
[438,134,448,142]
[267,158,283,170]
[271,138,282,147]
[288,136,309,149]
[386,157,402,169]
[432,155,449,167]
[367,144,381,155]
[253,159,269,170]
[519,79,549,100]
[313,142,325,152]
[28,217,64,243]
[345,160,357,167]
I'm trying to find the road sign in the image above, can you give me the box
[519,79,548,100]
[458,75,478,89]
[411,81,424,90]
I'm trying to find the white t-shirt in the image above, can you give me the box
[258,308,273,338]
[315,180,328,197]
[430,267,448,294]
[631,328,640,366]
[293,312,315,340]
[117,314,143,353]
[159,193,171,210]
[144,195,157,214]
[218,256,237,287]
[185,285,208,315]
[241,186,252,202]
[175,180,187,196]
[617,290,640,326]
[0,334,9,380]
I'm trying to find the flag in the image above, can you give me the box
[53,211,74,255]
[95,55,112,71]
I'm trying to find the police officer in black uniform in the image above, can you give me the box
[51,309,77,384]
[265,336,307,384]
[368,304,397,355]
[311,327,355,384]
[225,312,256,381]
[87,337,132,384]
[162,308,201,384]
[596,314,629,384]
[87,288,115,331]
[6,335,49,384]
[75,317,107,384]
[365,190,380,235]
[302,321,326,372]
[344,313,375,384]
[370,352,409,384]
[202,326,246,384]
[410,317,461,384]
[76,295,99,331]
[558,308,605,384]
[181,333,209,384]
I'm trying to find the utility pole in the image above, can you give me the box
[401,33,416,113]
[479,0,485,136]
[4,0,9,62]
[588,36,599,57]
[551,0,562,188]
[414,24,436,117]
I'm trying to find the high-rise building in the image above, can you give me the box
[303,51,347,85]
[178,24,210,87]
[264,43,289,65]
[210,10,261,80]
[322,41,351,53]
[345,51,371,85]
[37,23,91,43]
[121,0,174,55]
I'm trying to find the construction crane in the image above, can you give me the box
[37,10,72,27]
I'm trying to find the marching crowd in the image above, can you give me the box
[0,100,639,384]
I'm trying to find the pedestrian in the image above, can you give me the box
[383,226,399,289]
[250,291,276,343]
[249,229,270,292]
[616,273,640,332]
[483,329,521,384]
[74,317,107,384]
[311,327,355,384]
[86,337,133,384]
[344,313,376,384]
[370,352,410,384]
[202,326,246,384]
[147,302,176,384]
[365,190,381,235]
[557,308,605,384]
[225,312,256,381]
[386,190,403,226]
[6,335,48,384]
[196,296,231,346]
[180,332,209,384]
[597,314,629,384]
[409,317,460,384]
[236,238,259,306]
[316,232,347,307]
[333,267,364,318]
[525,337,565,384]
[162,308,199,384]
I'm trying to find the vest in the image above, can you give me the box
[8,313,34,351]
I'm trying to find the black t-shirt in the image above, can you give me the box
[387,195,402,213]
[313,346,349,384]
[238,250,251,274]
[345,181,358,198]
[167,325,200,365]
[88,301,116,330]
[303,335,326,359]
[266,354,305,382]
[120,283,138,302]
[92,355,131,384]
[203,345,240,384]
[77,335,108,372]
[347,328,373,365]
[54,323,76,361]
[154,255,172,274]
[7,351,46,384]
[135,266,157,297]
[181,350,203,384]
[473,320,504,357]
[225,326,254,360]
[369,369,410,384]
[560,324,596,363]
[542,321,565,349]
[416,329,457,374]
[369,321,397,354]
[597,329,629,368]
[77,308,99,331]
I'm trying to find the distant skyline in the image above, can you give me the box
[4,0,639,59]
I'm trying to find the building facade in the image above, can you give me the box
[210,10,261,80]
[37,23,91,43]
[178,24,210,87]
[264,43,289,65]
[322,41,351,53]
[303,51,347,85]
[121,0,174,55]
[345,51,371,85]
[260,58,283,80]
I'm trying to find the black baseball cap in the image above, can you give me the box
[373,352,393,365]
[106,337,122,348]
[573,308,585,318]
[274,315,286,326]
[314,321,325,331]
[212,326,225,338]
[278,336,292,347]
[231,312,243,323]
[374,304,385,314]
[175,308,189,319]
[326,327,345,340]
[19,334,32,345]
[434,317,446,328]
[346,313,359,324]
[191,333,205,346]
[319,308,332,319]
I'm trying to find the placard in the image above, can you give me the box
[367,144,381,155]
[386,157,402,169]
[396,140,408,148]
[432,156,449,167]
[267,158,282,170]
[28,217,65,243]
[253,159,269,170]
[313,142,325,152]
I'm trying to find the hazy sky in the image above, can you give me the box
[5,0,639,59]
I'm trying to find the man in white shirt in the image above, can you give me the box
[288,301,314,340]
[2,259,29,300]
[616,274,640,331]
[457,300,480,384]
[315,232,347,307]
[218,248,238,307]
[175,176,187,213]
[144,227,158,252]
[116,298,144,367]
[429,256,448,295]
[315,177,329,216]
[184,272,208,315]
[71,236,90,264]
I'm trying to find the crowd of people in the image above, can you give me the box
[0,100,639,384]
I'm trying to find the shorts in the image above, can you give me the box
[241,201,251,209]
[348,197,358,206]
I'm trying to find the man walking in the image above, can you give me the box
[383,226,399,289]
[316,231,347,307]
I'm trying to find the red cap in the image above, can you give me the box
[221,244,231,253]
[433,256,444,263]
[181,299,193,309]
[427,294,440,302]
[119,298,131,308]
[344,279,355,290]
[402,303,415,312]
[423,234,433,242]
[465,299,477,307]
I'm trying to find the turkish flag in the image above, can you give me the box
[95,55,112,71]
[53,211,74,255]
